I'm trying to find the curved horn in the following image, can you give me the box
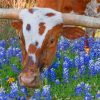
[0,8,21,20]
[62,13,100,29]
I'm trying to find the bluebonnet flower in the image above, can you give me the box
[16,52,22,62]
[80,82,85,87]
[9,38,20,48]
[57,36,70,51]
[74,56,80,67]
[79,56,84,66]
[75,82,93,99]
[84,83,93,100]
[63,62,69,83]
[0,40,6,48]
[10,81,18,90]
[79,65,86,76]
[9,81,19,98]
[72,75,78,80]
[40,72,45,81]
[3,58,9,64]
[89,51,96,59]
[84,54,90,66]
[0,51,6,60]
[88,37,94,48]
[63,56,73,67]
[41,85,52,100]
[55,79,60,85]
[12,48,17,56]
[20,86,28,96]
[94,60,100,74]
[31,89,41,100]
[79,51,85,58]
[89,59,100,75]
[63,60,69,68]
[17,96,27,100]
[50,68,56,82]
[84,83,91,94]
[73,40,79,51]
[40,68,48,80]
[84,92,93,100]
[0,61,2,69]
[6,46,13,58]
[0,87,5,97]
[73,37,85,52]
[96,90,100,99]
[0,97,4,100]
[56,51,61,60]
[43,68,49,79]
[75,84,83,96]
[50,61,60,69]
[11,64,19,73]
[0,47,6,53]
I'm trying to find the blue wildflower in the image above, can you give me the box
[41,85,52,100]
[55,79,60,85]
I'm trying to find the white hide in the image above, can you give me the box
[19,7,63,62]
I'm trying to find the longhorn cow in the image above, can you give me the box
[0,0,100,88]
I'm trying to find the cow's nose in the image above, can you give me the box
[19,72,40,88]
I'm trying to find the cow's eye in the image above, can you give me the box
[50,39,54,44]
[18,36,21,39]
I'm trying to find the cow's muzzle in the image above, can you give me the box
[18,67,41,88]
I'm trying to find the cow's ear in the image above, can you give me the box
[11,21,23,32]
[61,27,85,40]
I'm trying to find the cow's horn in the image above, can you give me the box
[62,13,100,29]
[0,8,21,20]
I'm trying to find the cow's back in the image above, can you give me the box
[37,0,91,14]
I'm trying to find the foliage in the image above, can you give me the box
[0,36,99,99]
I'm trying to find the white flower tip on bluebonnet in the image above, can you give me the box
[30,98,36,100]
[51,68,55,71]
[97,58,100,61]
[96,90,100,99]
[43,68,48,72]
[97,90,100,94]
[81,65,85,68]
[85,83,91,90]
[34,89,40,93]
[10,81,18,89]
[0,87,5,93]
[77,84,81,87]
[80,82,85,85]
[55,79,60,85]
[42,85,51,93]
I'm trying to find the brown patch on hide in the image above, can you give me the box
[28,8,34,13]
[26,24,31,31]
[11,21,23,33]
[39,22,46,35]
[46,13,55,17]
[37,0,91,14]
[28,44,37,54]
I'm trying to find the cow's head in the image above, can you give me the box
[12,8,63,87]
[1,7,100,88]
